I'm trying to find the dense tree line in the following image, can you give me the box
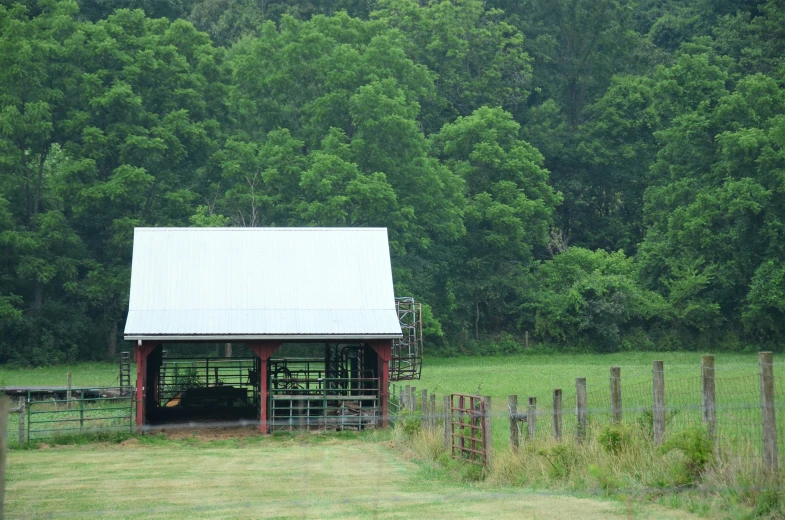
[1,0,783,364]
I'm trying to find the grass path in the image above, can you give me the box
[5,434,694,519]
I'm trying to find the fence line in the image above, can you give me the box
[4,354,782,476]
[508,352,782,471]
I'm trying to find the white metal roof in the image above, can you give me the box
[124,227,402,340]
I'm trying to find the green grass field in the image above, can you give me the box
[0,362,122,388]
[414,352,785,455]
[418,352,778,398]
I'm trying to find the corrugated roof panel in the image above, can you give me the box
[124,228,402,340]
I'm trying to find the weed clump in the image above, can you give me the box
[659,427,713,484]
[538,443,578,479]
[597,423,632,454]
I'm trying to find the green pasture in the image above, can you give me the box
[415,352,785,457]
[0,362,122,387]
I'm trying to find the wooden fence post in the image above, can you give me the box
[652,360,665,445]
[404,385,410,411]
[610,366,622,424]
[576,378,587,443]
[483,396,492,468]
[759,351,778,472]
[430,394,437,429]
[1,395,9,520]
[701,355,716,438]
[509,394,519,452]
[421,389,428,429]
[18,399,25,445]
[553,389,562,441]
[527,397,537,439]
[411,387,417,412]
[67,371,73,409]
[443,395,451,452]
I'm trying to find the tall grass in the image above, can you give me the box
[397,419,785,519]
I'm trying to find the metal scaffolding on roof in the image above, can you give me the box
[390,297,423,381]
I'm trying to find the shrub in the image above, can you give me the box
[660,427,714,484]
[397,410,422,436]
[533,248,668,351]
[636,408,680,438]
[538,443,578,479]
[597,423,632,454]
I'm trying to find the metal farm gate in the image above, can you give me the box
[26,387,134,440]
[449,394,490,465]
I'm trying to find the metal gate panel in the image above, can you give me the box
[449,393,487,465]
[390,297,423,381]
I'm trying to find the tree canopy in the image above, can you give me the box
[1,0,784,364]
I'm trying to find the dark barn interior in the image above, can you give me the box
[144,343,384,430]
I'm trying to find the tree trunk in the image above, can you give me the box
[107,324,117,359]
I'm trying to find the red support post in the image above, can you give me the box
[134,341,157,430]
[248,342,281,434]
[369,340,392,428]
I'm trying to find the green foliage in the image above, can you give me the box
[636,407,680,438]
[533,248,667,351]
[597,423,633,454]
[2,0,785,364]
[393,409,422,436]
[432,107,559,338]
[172,365,203,389]
[660,427,714,484]
[538,443,577,479]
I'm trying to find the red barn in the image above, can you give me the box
[124,227,417,432]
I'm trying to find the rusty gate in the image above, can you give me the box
[449,393,488,465]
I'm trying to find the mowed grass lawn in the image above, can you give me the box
[5,433,695,519]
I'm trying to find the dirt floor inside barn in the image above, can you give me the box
[5,430,695,519]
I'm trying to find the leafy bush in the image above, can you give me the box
[533,248,668,351]
[636,408,680,438]
[538,443,578,479]
[597,423,633,454]
[397,410,422,436]
[172,366,203,390]
[660,427,714,484]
